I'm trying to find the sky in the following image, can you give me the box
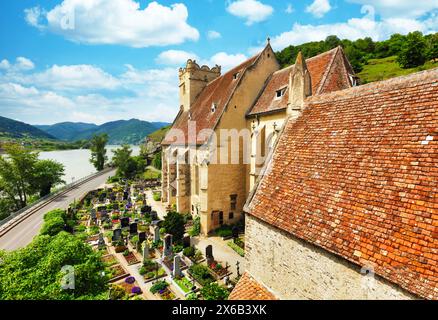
[0,0,437,125]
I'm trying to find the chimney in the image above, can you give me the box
[179,60,221,112]
[287,52,312,117]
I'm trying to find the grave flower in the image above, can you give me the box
[125,276,135,284]
[131,286,142,294]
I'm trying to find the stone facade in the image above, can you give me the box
[245,215,416,300]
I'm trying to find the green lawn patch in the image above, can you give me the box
[227,241,245,257]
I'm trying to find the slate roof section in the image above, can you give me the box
[162,50,263,146]
[246,68,438,299]
[229,272,278,300]
[248,46,354,117]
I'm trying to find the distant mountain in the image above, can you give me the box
[37,119,170,145]
[0,116,56,140]
[35,122,98,141]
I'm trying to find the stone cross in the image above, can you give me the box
[153,226,160,244]
[172,255,183,278]
[163,234,173,257]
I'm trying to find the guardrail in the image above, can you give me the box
[0,167,115,233]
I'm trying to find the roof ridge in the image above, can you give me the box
[307,67,438,104]
[315,46,340,95]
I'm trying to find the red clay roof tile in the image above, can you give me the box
[247,68,438,299]
[248,47,353,116]
[229,272,278,300]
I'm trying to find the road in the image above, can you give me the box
[0,169,116,251]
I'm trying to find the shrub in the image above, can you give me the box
[186,293,198,300]
[173,245,183,253]
[40,210,66,236]
[228,241,245,257]
[189,264,214,286]
[150,281,169,294]
[162,212,185,243]
[215,225,232,238]
[188,216,200,237]
[200,283,229,301]
[153,192,161,201]
[183,246,195,258]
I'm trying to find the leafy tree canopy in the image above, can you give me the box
[89,133,108,171]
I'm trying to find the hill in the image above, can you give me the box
[147,125,171,143]
[357,56,438,83]
[35,122,98,141]
[0,116,56,140]
[276,31,438,84]
[38,119,170,145]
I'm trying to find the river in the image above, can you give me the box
[39,145,140,184]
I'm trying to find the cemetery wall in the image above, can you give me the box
[245,215,416,300]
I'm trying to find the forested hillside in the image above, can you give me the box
[276,31,438,83]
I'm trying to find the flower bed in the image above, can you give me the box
[208,261,229,279]
[108,264,129,282]
[102,254,118,267]
[174,276,194,293]
[122,251,140,265]
[117,278,142,296]
[188,264,215,286]
[150,281,176,300]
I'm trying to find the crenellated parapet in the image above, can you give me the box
[179,59,221,78]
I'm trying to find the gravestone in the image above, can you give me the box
[123,192,129,201]
[90,209,97,222]
[172,255,183,278]
[129,222,138,235]
[113,203,119,210]
[121,217,130,228]
[98,233,105,249]
[232,226,239,241]
[153,226,160,244]
[183,234,191,248]
[112,228,122,242]
[163,234,173,257]
[150,211,158,220]
[205,245,214,264]
[138,232,146,244]
[142,243,150,263]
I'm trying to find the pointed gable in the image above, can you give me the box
[162,51,263,146]
[247,47,354,117]
[246,68,438,299]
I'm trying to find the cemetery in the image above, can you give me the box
[55,175,241,300]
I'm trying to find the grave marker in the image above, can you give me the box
[172,255,183,278]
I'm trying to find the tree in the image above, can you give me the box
[0,144,39,209]
[89,134,108,171]
[397,31,427,69]
[33,160,65,197]
[426,33,438,61]
[0,232,108,300]
[162,211,185,243]
[152,151,162,170]
[325,35,342,49]
[200,283,230,300]
[112,145,132,178]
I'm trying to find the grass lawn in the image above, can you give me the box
[358,56,438,84]
[148,126,171,143]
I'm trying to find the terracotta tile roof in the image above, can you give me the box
[162,52,261,145]
[246,68,438,299]
[248,47,353,116]
[229,272,278,300]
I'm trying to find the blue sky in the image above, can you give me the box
[0,0,437,125]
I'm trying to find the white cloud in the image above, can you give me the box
[267,9,437,51]
[156,50,199,66]
[24,0,199,48]
[306,0,332,18]
[0,58,180,124]
[205,52,248,71]
[0,57,35,72]
[227,0,274,25]
[207,30,222,40]
[285,4,294,14]
[347,0,438,19]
